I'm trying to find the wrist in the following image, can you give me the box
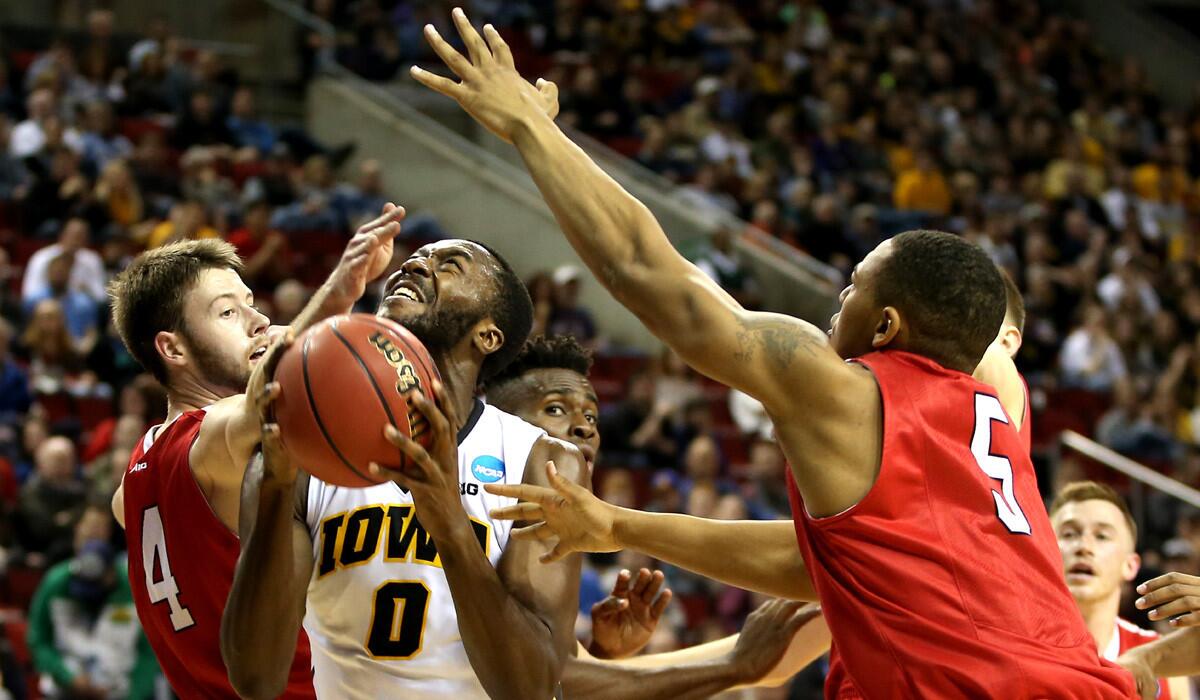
[511,112,555,149]
[610,505,636,550]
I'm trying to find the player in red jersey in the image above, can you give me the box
[107,205,405,697]
[1050,481,1191,700]
[415,11,1136,697]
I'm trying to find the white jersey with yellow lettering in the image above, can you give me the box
[302,400,543,699]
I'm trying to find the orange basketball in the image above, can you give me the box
[272,314,441,487]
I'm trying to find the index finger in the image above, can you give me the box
[451,8,489,66]
[1138,572,1198,594]
[356,202,405,236]
[484,482,559,504]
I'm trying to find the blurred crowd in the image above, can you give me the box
[4,0,1200,696]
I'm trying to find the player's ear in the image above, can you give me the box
[1121,551,1142,582]
[471,320,504,358]
[155,330,187,370]
[872,307,902,348]
[1000,324,1022,359]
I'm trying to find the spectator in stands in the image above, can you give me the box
[1096,382,1180,463]
[22,253,99,343]
[93,159,144,229]
[694,226,760,309]
[27,504,161,699]
[0,248,18,326]
[598,370,667,470]
[122,46,173,117]
[0,115,31,201]
[143,200,218,249]
[526,272,556,338]
[270,154,340,232]
[742,438,789,521]
[179,147,236,216]
[14,437,86,567]
[128,130,179,205]
[228,196,288,289]
[243,143,298,207]
[333,158,387,229]
[18,300,88,394]
[0,319,31,427]
[226,85,276,159]
[86,414,144,503]
[892,149,952,216]
[10,88,81,160]
[548,265,597,345]
[171,89,233,152]
[1061,304,1129,392]
[22,146,92,233]
[21,219,106,304]
[271,279,310,326]
[78,101,132,174]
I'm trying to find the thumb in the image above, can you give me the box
[539,541,569,564]
[546,461,580,499]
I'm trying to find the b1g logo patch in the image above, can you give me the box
[368,331,421,394]
[471,456,505,483]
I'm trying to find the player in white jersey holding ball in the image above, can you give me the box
[221,239,589,699]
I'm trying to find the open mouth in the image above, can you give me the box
[1066,562,1095,580]
[387,280,426,304]
[249,346,268,362]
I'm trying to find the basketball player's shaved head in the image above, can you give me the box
[829,230,1006,373]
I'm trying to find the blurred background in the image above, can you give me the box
[4,0,1200,697]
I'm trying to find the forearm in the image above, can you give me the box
[1123,627,1200,678]
[220,471,304,699]
[562,655,742,700]
[437,520,566,700]
[613,511,814,600]
[512,118,690,333]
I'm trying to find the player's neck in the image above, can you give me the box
[164,375,230,422]
[1076,591,1121,654]
[432,351,481,431]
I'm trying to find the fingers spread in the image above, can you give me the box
[488,502,544,522]
[424,24,475,80]
[451,8,489,66]
[411,66,464,100]
[649,588,672,619]
[483,24,514,69]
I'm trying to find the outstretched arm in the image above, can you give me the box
[1119,628,1200,698]
[411,11,858,420]
[488,465,815,600]
[563,600,825,700]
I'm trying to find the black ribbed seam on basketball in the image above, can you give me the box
[301,327,376,484]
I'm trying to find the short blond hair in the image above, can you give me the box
[1049,481,1137,543]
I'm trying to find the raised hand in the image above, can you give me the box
[589,568,673,659]
[1136,571,1200,628]
[370,380,467,537]
[485,461,620,562]
[326,203,407,309]
[410,8,559,143]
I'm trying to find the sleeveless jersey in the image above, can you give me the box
[786,351,1135,699]
[1018,374,1032,452]
[1104,618,1172,699]
[302,401,543,699]
[123,410,315,698]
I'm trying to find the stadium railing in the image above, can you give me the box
[1059,430,1200,542]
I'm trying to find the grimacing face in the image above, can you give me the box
[377,239,500,354]
[174,268,270,396]
[828,239,894,360]
[1052,499,1140,605]
[502,368,600,471]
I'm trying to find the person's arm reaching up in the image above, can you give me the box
[412,12,877,516]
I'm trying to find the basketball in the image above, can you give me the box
[272,313,441,487]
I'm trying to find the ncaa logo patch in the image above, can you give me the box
[471,455,506,483]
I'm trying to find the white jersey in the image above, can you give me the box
[302,401,544,699]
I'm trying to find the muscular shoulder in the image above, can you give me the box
[524,435,590,490]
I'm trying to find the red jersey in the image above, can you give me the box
[786,351,1134,699]
[124,410,315,698]
[1103,619,1172,699]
